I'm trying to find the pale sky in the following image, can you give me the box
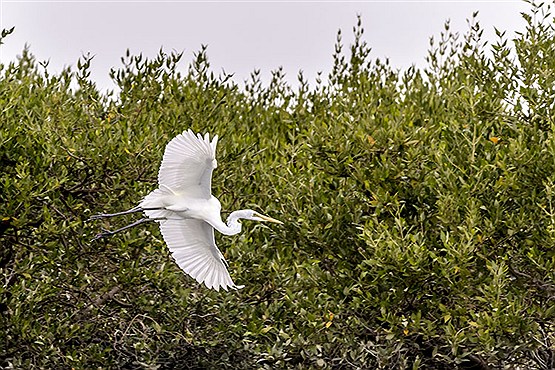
[0,1,527,92]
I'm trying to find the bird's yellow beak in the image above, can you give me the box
[253,212,284,224]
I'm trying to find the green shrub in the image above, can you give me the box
[1,4,555,369]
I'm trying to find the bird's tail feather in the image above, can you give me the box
[140,186,175,221]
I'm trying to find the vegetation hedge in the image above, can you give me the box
[2,4,555,369]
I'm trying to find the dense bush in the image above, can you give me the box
[2,4,555,369]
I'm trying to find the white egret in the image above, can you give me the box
[91,130,282,291]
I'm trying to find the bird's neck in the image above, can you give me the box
[209,213,243,236]
[207,210,255,236]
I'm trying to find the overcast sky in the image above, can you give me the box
[0,1,528,92]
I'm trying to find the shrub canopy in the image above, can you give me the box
[1,4,555,369]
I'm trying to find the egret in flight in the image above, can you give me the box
[91,130,282,291]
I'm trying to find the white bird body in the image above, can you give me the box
[141,191,240,235]
[91,129,282,292]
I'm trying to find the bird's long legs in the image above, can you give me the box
[89,206,144,220]
[91,217,165,241]
[89,206,168,241]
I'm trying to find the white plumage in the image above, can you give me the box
[157,131,218,199]
[159,218,235,291]
[142,130,237,291]
[92,129,282,292]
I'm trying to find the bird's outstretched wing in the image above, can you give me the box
[159,218,243,291]
[158,129,218,199]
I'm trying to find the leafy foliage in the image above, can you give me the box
[2,4,555,369]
